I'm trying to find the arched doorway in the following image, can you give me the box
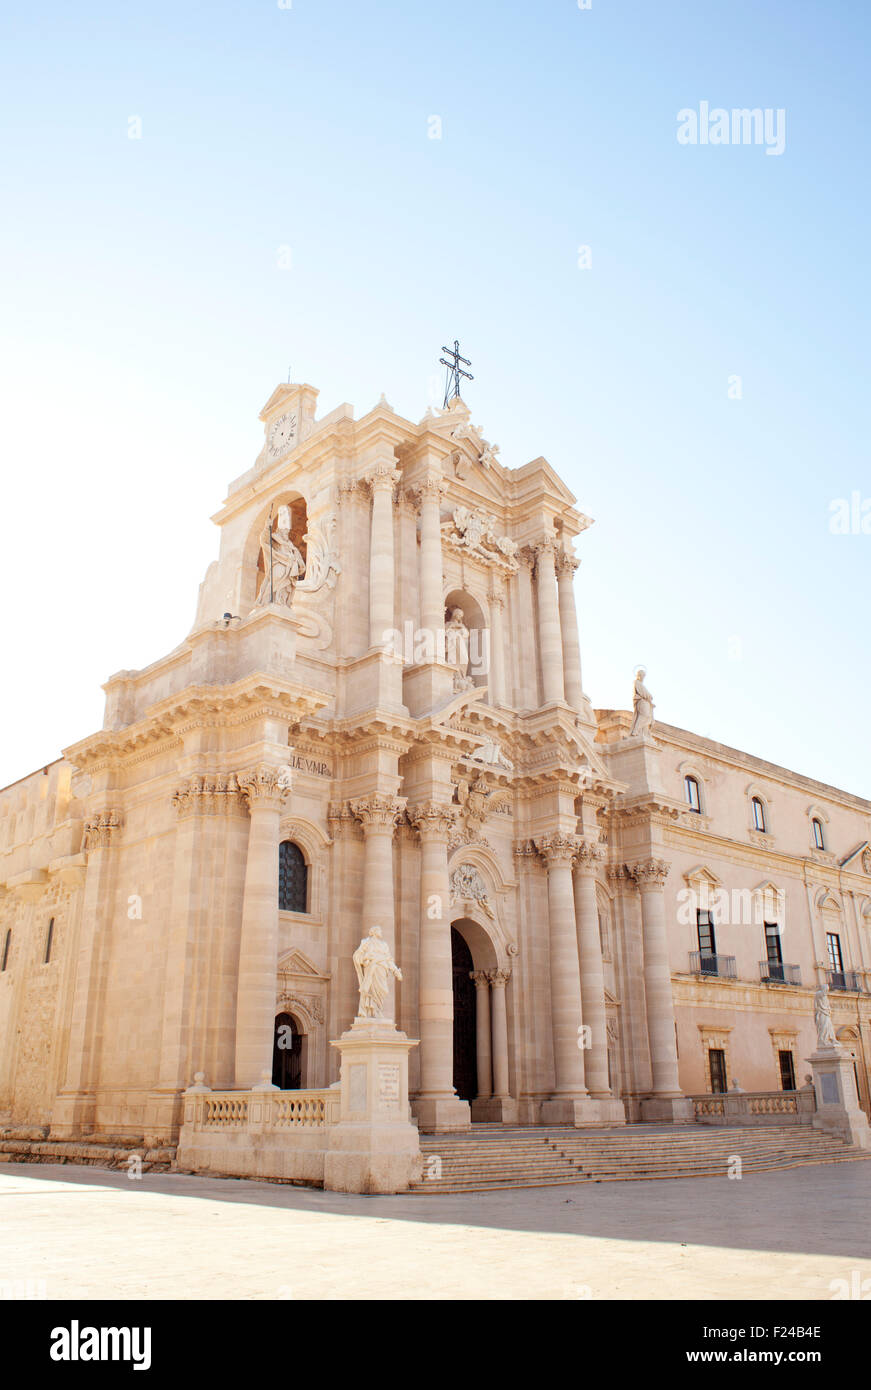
[451,927,477,1101]
[272,1012,303,1090]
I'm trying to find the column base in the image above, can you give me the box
[540,1095,601,1127]
[471,1095,518,1124]
[141,1088,186,1144]
[412,1095,471,1133]
[640,1095,695,1125]
[49,1091,96,1140]
[589,1097,627,1126]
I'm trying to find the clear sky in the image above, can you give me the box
[1,0,869,795]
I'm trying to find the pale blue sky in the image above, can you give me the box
[1,0,869,794]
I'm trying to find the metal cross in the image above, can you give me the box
[439,340,473,407]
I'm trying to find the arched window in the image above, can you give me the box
[1,929,10,972]
[278,841,308,913]
[751,797,766,832]
[812,817,825,850]
[684,776,702,813]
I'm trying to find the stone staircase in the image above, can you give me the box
[0,1131,176,1174]
[411,1125,869,1194]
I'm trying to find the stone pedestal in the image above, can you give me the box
[808,1046,871,1149]
[324,1019,423,1193]
[640,1096,695,1125]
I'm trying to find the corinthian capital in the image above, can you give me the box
[408,802,457,840]
[627,857,670,888]
[363,460,401,493]
[82,810,122,851]
[574,838,606,872]
[555,550,580,578]
[349,794,404,832]
[418,470,449,502]
[238,765,290,810]
[534,832,580,865]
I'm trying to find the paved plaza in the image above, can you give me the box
[2,1158,869,1301]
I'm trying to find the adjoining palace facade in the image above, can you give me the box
[1,380,870,1141]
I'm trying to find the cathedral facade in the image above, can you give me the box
[1,380,870,1143]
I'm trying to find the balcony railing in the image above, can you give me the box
[689,951,737,979]
[759,961,801,985]
[827,969,863,993]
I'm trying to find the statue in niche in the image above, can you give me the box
[629,667,655,737]
[813,981,839,1049]
[446,606,474,691]
[353,926,402,1020]
[255,504,306,607]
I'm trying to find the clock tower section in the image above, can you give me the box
[259,382,319,463]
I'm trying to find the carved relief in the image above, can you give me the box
[172,773,246,818]
[441,507,519,570]
[450,863,496,919]
[296,514,341,594]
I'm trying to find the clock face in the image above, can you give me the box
[268,412,297,457]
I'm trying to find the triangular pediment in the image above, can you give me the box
[277,948,329,980]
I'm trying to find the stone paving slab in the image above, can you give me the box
[1,1159,869,1301]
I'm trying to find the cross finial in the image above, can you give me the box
[439,339,473,408]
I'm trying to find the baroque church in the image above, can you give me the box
[2,377,871,1149]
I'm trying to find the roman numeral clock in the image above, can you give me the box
[268,411,297,459]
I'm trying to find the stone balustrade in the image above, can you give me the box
[177,1086,341,1183]
[689,1089,817,1126]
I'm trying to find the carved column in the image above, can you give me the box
[487,586,506,706]
[409,803,470,1130]
[471,971,492,1099]
[365,461,400,649]
[555,552,586,714]
[418,472,447,637]
[234,767,289,1090]
[536,834,588,1104]
[573,841,611,1099]
[628,858,683,1101]
[350,794,402,1019]
[487,968,511,1099]
[534,538,566,706]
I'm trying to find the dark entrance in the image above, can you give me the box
[272,1012,302,1090]
[778,1049,796,1091]
[451,927,477,1101]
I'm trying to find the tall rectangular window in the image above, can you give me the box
[709,1048,727,1094]
[697,910,716,959]
[1,930,10,973]
[765,923,783,964]
[44,918,54,965]
[827,932,844,974]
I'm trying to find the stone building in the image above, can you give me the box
[1,380,870,1142]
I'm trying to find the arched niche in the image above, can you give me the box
[444,588,488,691]
[241,491,309,611]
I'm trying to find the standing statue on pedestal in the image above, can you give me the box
[353,926,402,1020]
[256,504,306,607]
[814,981,839,1049]
[629,666,655,737]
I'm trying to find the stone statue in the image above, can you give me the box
[629,667,655,737]
[353,926,402,1020]
[445,606,474,691]
[814,982,838,1049]
[256,504,306,607]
